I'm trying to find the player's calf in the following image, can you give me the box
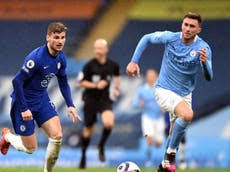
[44,138,62,172]
[1,128,36,154]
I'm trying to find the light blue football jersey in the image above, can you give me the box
[131,31,213,96]
[133,84,163,119]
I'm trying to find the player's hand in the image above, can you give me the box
[126,61,140,77]
[96,80,108,90]
[21,110,33,121]
[198,48,207,63]
[139,99,145,106]
[113,88,120,97]
[67,106,81,123]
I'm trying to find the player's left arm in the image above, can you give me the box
[56,56,81,123]
[113,62,121,97]
[198,45,213,81]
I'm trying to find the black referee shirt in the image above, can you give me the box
[81,58,120,100]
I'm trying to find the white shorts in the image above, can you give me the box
[141,114,165,143]
[154,87,192,122]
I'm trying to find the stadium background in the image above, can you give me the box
[0,0,230,170]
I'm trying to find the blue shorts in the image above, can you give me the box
[10,97,57,136]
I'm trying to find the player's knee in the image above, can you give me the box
[104,121,114,129]
[83,127,93,138]
[24,145,37,154]
[155,141,163,147]
[50,132,63,140]
[103,118,114,129]
[183,110,193,122]
[146,137,152,145]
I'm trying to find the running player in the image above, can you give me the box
[132,69,165,167]
[0,22,81,172]
[126,12,213,172]
[77,39,120,168]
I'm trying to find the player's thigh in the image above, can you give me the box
[83,126,94,138]
[101,110,114,128]
[100,99,114,128]
[141,115,154,137]
[41,116,62,140]
[174,101,193,122]
[10,101,37,149]
[155,88,192,122]
[154,118,165,145]
[155,88,181,114]
[83,100,98,128]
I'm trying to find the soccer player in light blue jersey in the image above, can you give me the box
[133,69,165,167]
[126,12,213,172]
[0,22,81,172]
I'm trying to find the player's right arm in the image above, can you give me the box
[12,53,39,120]
[126,31,174,77]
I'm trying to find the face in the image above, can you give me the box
[94,40,108,58]
[46,32,66,52]
[181,17,201,41]
[146,70,157,85]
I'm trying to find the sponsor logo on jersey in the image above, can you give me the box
[190,50,197,57]
[41,73,55,87]
[44,66,49,69]
[50,101,56,110]
[20,125,26,132]
[92,75,100,83]
[57,62,61,70]
[26,60,35,69]
[22,66,29,73]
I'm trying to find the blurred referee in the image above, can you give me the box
[77,39,120,168]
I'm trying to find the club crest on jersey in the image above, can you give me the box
[190,50,197,57]
[26,60,35,69]
[20,125,26,132]
[57,62,61,70]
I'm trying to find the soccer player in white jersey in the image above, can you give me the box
[126,12,213,172]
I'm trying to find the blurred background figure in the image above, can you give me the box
[77,39,120,169]
[133,69,165,168]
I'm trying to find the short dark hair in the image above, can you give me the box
[47,22,68,35]
[183,12,202,25]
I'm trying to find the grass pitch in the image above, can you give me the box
[0,168,229,172]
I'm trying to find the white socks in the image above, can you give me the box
[44,138,62,172]
[5,132,35,154]
[166,147,177,154]
[179,143,186,162]
[5,132,62,171]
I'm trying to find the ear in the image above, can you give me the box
[181,22,184,31]
[46,34,50,42]
[197,26,202,34]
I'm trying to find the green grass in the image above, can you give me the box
[0,168,229,172]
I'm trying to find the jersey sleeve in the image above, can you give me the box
[21,51,40,77]
[56,55,75,107]
[149,31,174,44]
[57,54,67,77]
[81,62,92,81]
[131,31,174,63]
[200,44,213,81]
[113,62,120,76]
[12,51,40,112]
